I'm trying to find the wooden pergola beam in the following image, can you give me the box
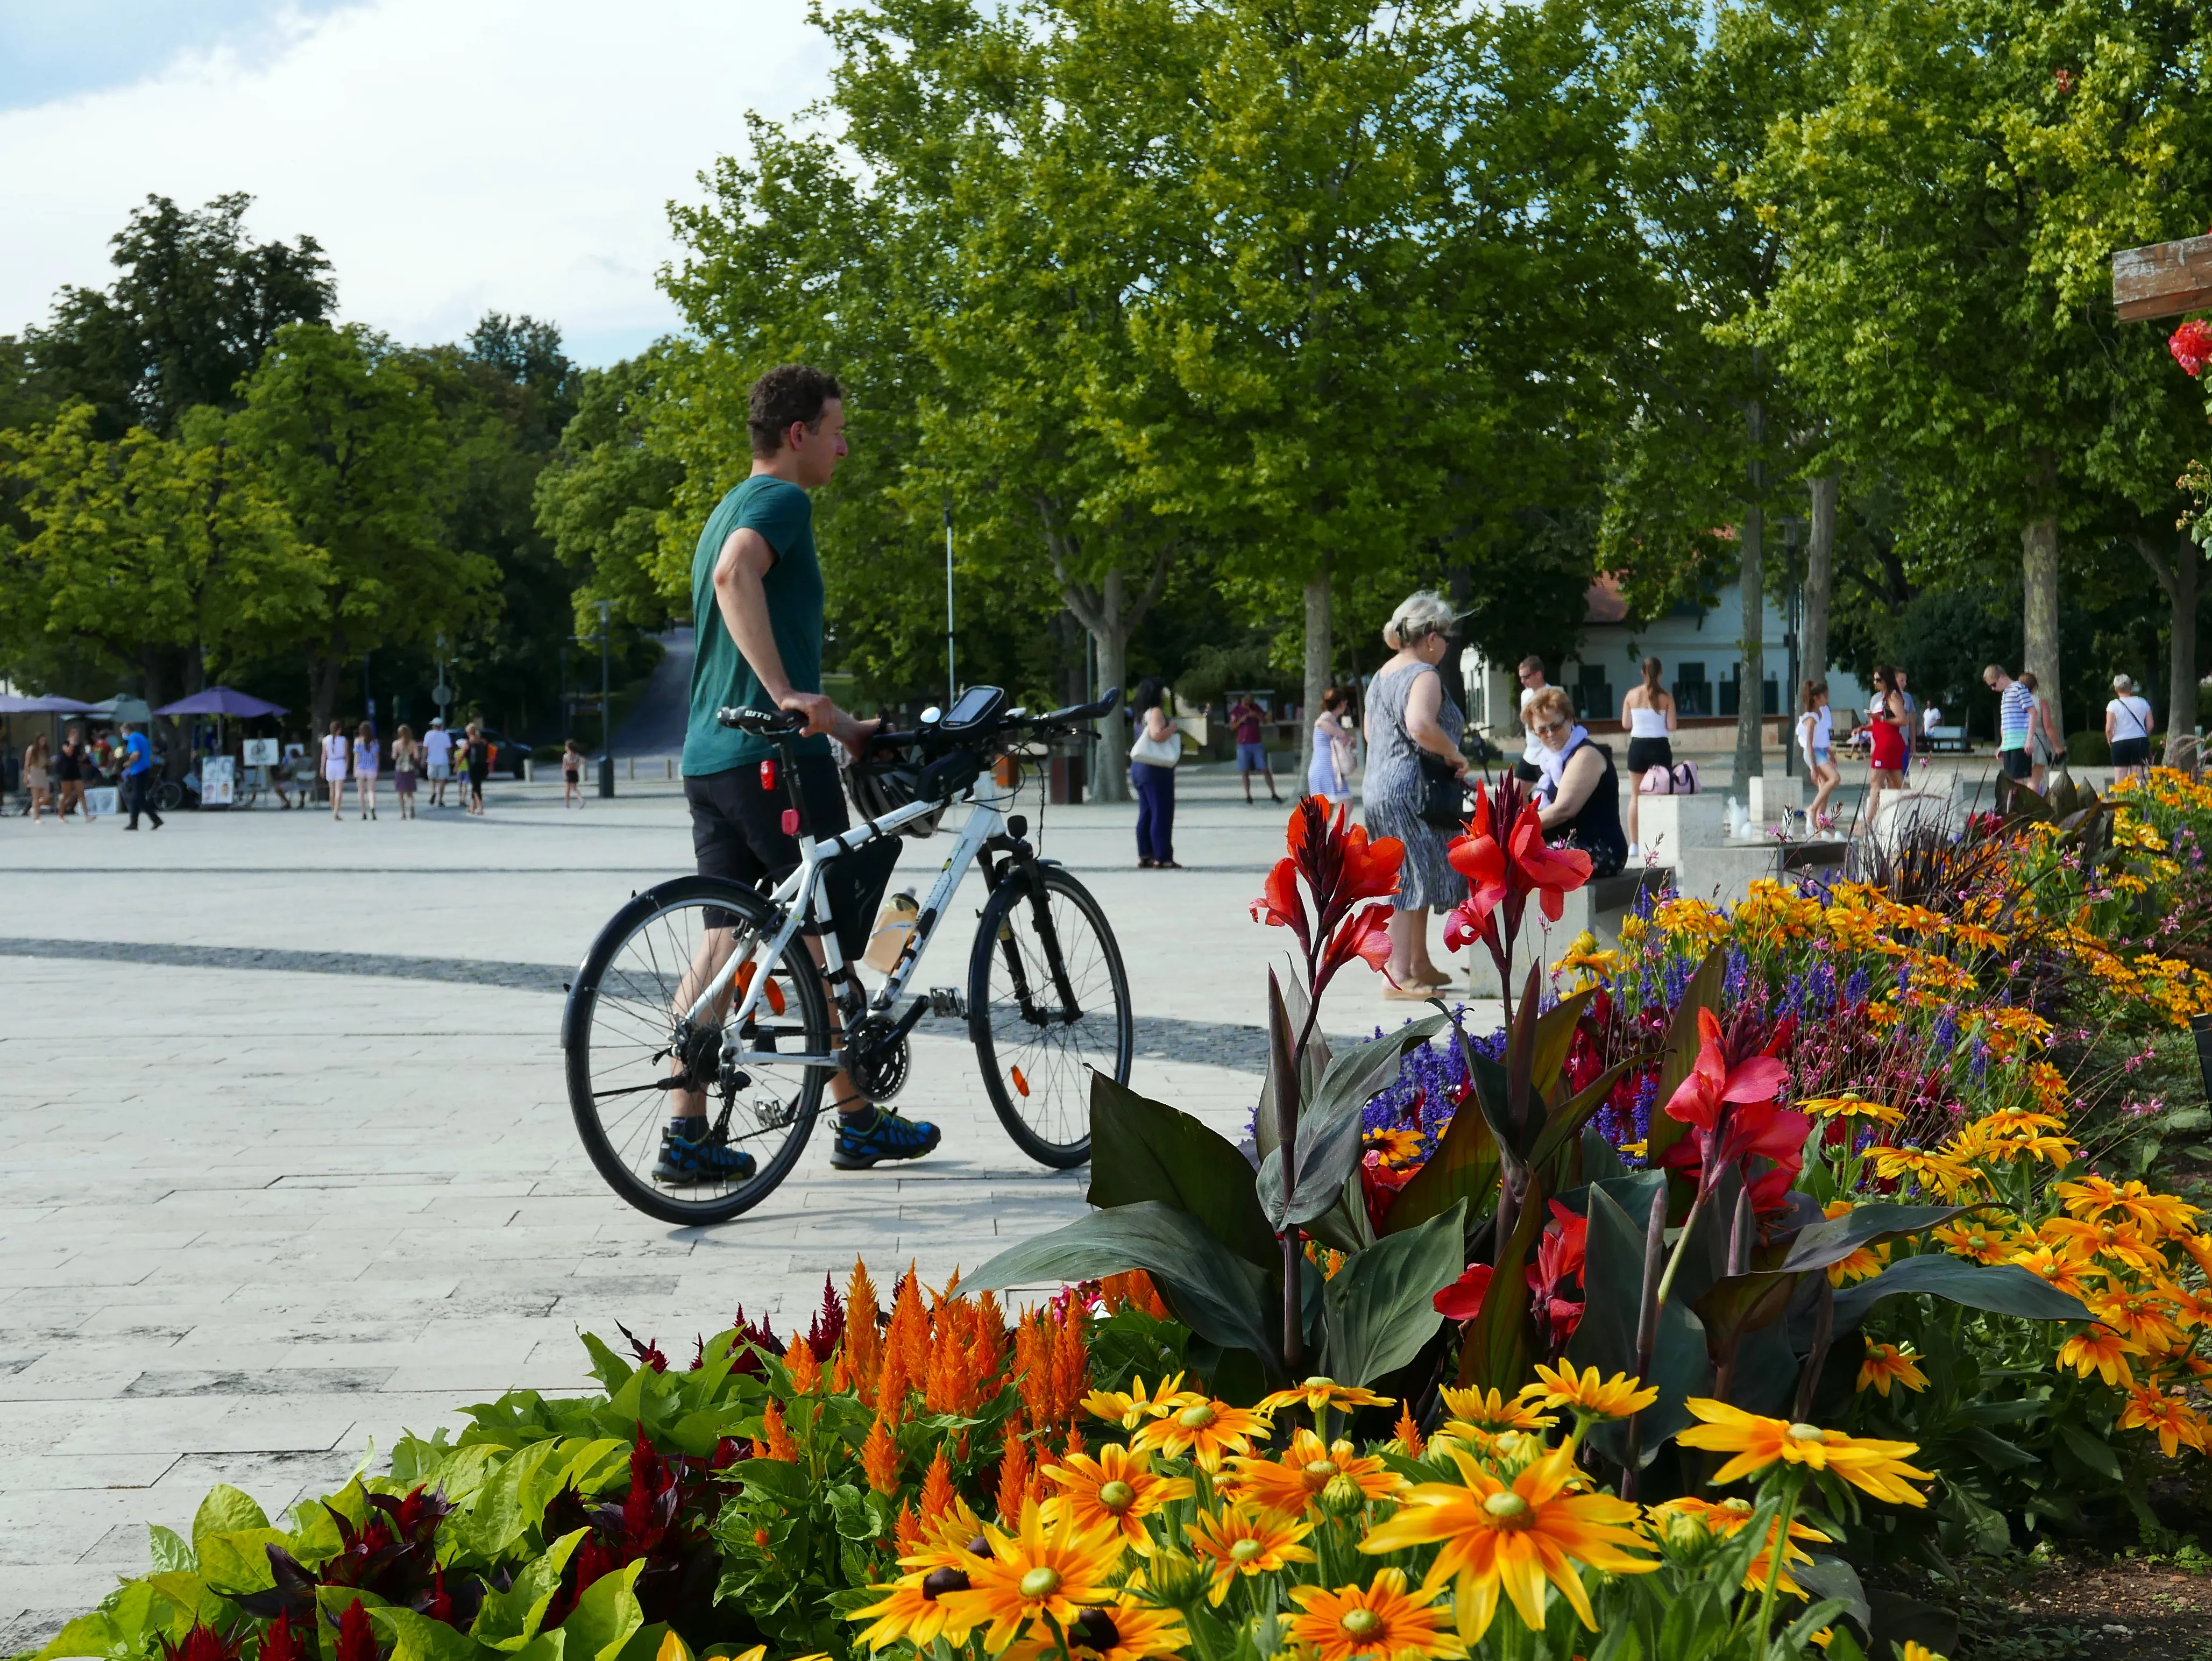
[2114,234,2212,322]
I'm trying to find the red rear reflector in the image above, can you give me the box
[760,759,777,790]
[781,808,800,835]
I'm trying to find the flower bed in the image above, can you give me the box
[30,777,2212,1661]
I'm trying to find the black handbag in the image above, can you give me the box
[1417,754,1468,829]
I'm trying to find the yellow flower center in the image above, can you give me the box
[1019,1567,1061,1599]
[1483,1490,1529,1521]
[1340,1609,1381,1636]
[1302,1375,1336,1389]
[1230,1538,1263,1564]
[1304,1459,1338,1480]
[1786,1423,1825,1443]
[1721,1498,1753,1515]
[1176,1403,1216,1429]
[1096,1480,1135,1512]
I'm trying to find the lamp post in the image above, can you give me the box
[944,500,957,704]
[596,600,614,799]
[1779,516,1805,778]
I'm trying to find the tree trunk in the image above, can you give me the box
[1803,473,1837,697]
[2133,530,2201,767]
[1090,566,1131,804]
[1299,570,1330,788]
[2021,516,2063,742]
[309,640,347,801]
[1734,391,1767,784]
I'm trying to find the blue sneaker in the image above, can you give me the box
[653,1122,758,1186]
[830,1107,942,1169]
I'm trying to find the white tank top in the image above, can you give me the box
[1628,704,1670,739]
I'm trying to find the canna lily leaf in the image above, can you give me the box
[971,1201,1281,1370]
[1087,1074,1276,1268]
[1457,1180,1547,1391]
[1384,1075,1500,1236]
[1259,1015,1448,1229]
[1569,1177,1712,1464]
[1776,1204,1973,1272]
[1833,1255,2093,1330]
[1320,1202,1466,1386]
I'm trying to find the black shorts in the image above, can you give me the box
[686,755,849,891]
[2112,736,2151,767]
[2000,747,2032,780]
[1513,759,1543,784]
[1625,737,1672,776]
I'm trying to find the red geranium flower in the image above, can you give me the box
[2171,318,2212,377]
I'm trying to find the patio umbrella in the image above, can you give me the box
[86,695,154,725]
[154,687,289,718]
[0,694,96,714]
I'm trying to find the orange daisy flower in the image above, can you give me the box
[1358,1442,1654,1641]
[1285,1567,1466,1661]
[1652,1495,1832,1595]
[2057,1326,2142,1388]
[1040,1443,1193,1554]
[1224,1428,1402,1515]
[1082,1373,1207,1430]
[1256,1377,1396,1417]
[1677,1401,1931,1508]
[1186,1505,1316,1605]
[1004,1599,1188,1661]
[1130,1398,1272,1471]
[1436,1385,1556,1443]
[1856,1344,1929,1398]
[2120,1386,2208,1458]
[2010,1244,2102,1301]
[1519,1361,1658,1420]
[939,1497,1124,1653]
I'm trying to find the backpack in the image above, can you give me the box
[1671,760,1701,794]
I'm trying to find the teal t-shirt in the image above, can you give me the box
[683,474,830,775]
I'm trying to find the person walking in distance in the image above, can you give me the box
[1129,677,1182,869]
[352,721,380,820]
[1363,591,1469,996]
[321,721,349,821]
[1308,686,1356,808]
[122,722,162,830]
[2021,671,2062,791]
[1796,682,1841,832]
[1619,655,1676,857]
[672,362,939,1183]
[1984,664,2035,789]
[1227,692,1280,805]
[1862,666,1908,834]
[1894,667,1922,780]
[2107,674,2156,786]
[55,726,91,821]
[422,717,453,807]
[563,738,585,807]
[23,734,53,821]
[1515,656,1552,785]
[462,721,489,815]
[391,725,421,819]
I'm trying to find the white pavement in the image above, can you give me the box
[0,768,1477,1652]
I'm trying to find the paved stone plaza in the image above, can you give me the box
[0,768,1458,1650]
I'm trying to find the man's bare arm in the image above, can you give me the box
[712,527,871,750]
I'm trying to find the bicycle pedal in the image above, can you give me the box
[927,986,967,1019]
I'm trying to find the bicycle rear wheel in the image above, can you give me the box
[564,875,830,1223]
[968,863,1131,1167]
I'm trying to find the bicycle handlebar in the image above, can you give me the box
[717,706,808,736]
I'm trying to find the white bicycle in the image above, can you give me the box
[561,685,1133,1223]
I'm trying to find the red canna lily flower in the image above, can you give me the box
[1443,779,1592,986]
[1252,795,1404,997]
[1661,1009,1806,1197]
[1528,1201,1588,1296]
[1433,1262,1493,1321]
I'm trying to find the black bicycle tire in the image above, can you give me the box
[563,874,830,1224]
[966,864,1131,1168]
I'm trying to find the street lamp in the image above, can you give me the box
[597,600,614,799]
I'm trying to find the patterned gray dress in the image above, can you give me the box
[1361,663,1463,911]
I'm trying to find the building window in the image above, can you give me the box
[1674,663,1711,717]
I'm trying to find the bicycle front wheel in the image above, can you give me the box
[563,875,831,1224]
[968,863,1132,1168]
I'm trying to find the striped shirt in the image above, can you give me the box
[1999,682,2034,750]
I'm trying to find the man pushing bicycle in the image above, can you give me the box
[661,364,941,1184]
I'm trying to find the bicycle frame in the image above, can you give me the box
[685,769,1020,1070]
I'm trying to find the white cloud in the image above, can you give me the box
[0,0,832,362]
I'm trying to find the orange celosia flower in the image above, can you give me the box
[786,1335,821,1394]
[1393,1407,1426,1458]
[994,1424,1034,1524]
[1225,1428,1402,1514]
[846,1259,883,1404]
[755,1398,798,1463]
[862,1411,903,1495]
[970,1291,1009,1383]
[894,1500,923,1554]
[1098,1271,1171,1319]
[2058,1326,2142,1388]
[919,1446,959,1521]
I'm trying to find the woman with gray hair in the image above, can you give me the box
[2105,673,2155,784]
[1362,590,1467,996]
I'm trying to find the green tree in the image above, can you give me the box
[535,350,685,632]
[232,323,495,738]
[26,193,335,439]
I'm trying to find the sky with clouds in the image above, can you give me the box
[0,0,832,365]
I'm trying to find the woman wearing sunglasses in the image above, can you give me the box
[1526,685,1627,878]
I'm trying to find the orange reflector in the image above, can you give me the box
[1011,1066,1030,1098]
[735,963,787,1015]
